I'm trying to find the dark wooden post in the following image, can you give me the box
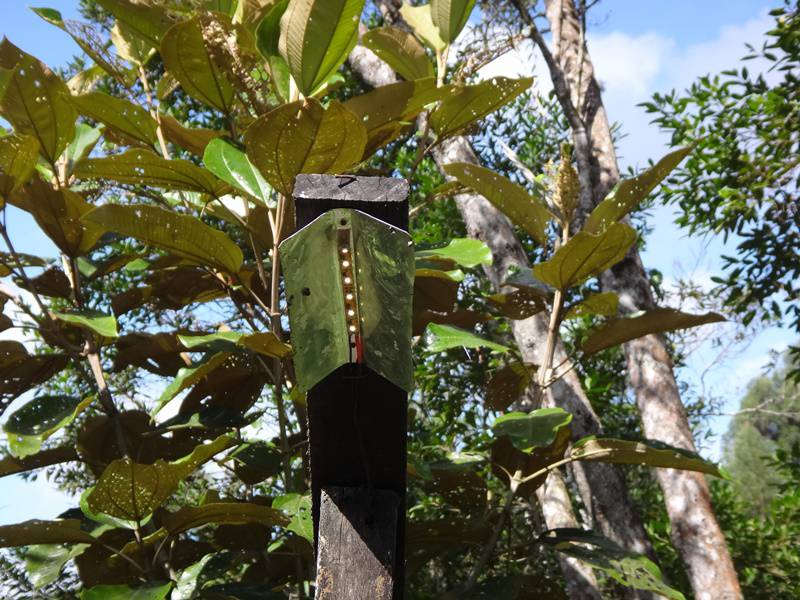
[292,174,409,599]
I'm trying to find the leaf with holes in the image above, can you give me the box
[161,16,235,113]
[278,0,366,96]
[80,204,243,273]
[533,223,636,290]
[4,395,91,458]
[85,435,233,522]
[426,323,509,354]
[0,133,39,200]
[362,26,434,81]
[584,145,693,234]
[0,40,76,164]
[564,292,619,320]
[582,308,726,356]
[273,493,313,543]
[204,138,273,206]
[72,92,157,147]
[413,269,461,313]
[245,98,366,195]
[430,0,476,44]
[399,2,446,51]
[416,238,491,268]
[73,149,227,196]
[570,437,728,479]
[96,0,174,49]
[430,77,532,138]
[486,362,536,411]
[444,162,552,245]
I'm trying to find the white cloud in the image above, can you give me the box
[588,32,674,96]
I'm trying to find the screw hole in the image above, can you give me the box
[302,287,311,296]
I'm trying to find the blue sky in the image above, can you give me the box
[0,1,791,524]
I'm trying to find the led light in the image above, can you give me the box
[349,325,357,333]
[340,247,349,254]
[341,260,350,268]
[345,293,354,301]
[347,309,355,317]
[343,276,352,285]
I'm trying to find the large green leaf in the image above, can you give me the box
[245,98,366,195]
[399,2,446,52]
[492,408,572,453]
[152,352,231,416]
[71,92,157,147]
[73,149,227,196]
[179,331,291,358]
[4,395,91,458]
[570,436,727,479]
[431,0,476,44]
[416,238,492,268]
[273,493,313,543]
[254,0,292,101]
[278,0,366,96]
[362,26,434,81]
[443,162,552,245]
[25,542,90,588]
[96,0,174,49]
[0,133,39,199]
[0,519,97,548]
[203,138,273,205]
[564,292,620,320]
[81,204,243,273]
[161,16,235,113]
[426,323,509,353]
[582,308,726,356]
[584,145,693,234]
[85,435,233,521]
[158,114,223,158]
[161,502,289,534]
[52,310,118,338]
[64,123,103,170]
[81,582,173,600]
[0,40,76,164]
[540,528,686,600]
[533,222,636,290]
[430,77,532,138]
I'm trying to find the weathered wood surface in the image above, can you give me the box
[316,487,399,600]
[293,174,408,599]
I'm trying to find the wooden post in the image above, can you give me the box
[292,174,408,599]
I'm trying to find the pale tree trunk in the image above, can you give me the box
[513,1,743,597]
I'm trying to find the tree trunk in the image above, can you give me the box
[523,1,743,597]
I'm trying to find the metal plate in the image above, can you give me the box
[280,208,414,393]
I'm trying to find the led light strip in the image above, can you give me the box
[337,221,363,363]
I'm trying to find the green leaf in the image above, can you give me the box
[443,162,552,245]
[64,123,103,169]
[52,310,118,338]
[426,323,509,353]
[72,92,157,147]
[73,149,227,195]
[582,308,726,356]
[0,133,40,199]
[161,502,289,534]
[584,145,693,234]
[173,555,214,600]
[238,332,293,358]
[152,352,231,416]
[245,98,366,195]
[204,138,273,205]
[4,395,91,458]
[229,442,284,484]
[570,437,728,479]
[80,204,243,273]
[540,528,686,600]
[178,331,292,359]
[161,16,235,112]
[96,0,174,49]
[25,542,89,588]
[273,493,313,543]
[564,292,620,320]
[416,238,492,268]
[431,0,476,43]
[158,113,223,158]
[278,0,366,96]
[430,76,532,138]
[0,519,97,548]
[533,222,636,290]
[362,26,434,81]
[81,582,173,600]
[86,435,233,521]
[0,40,76,164]
[492,408,572,453]
[255,0,289,58]
[111,21,153,65]
[399,2,446,52]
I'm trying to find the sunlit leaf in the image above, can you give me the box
[96,0,174,49]
[493,408,572,453]
[430,77,532,138]
[178,331,291,358]
[72,92,157,147]
[161,502,289,534]
[152,352,231,416]
[52,309,118,338]
[81,582,173,600]
[425,323,509,353]
[204,138,273,205]
[4,394,91,458]
[399,2,446,52]
[533,223,636,290]
[111,21,153,65]
[158,113,223,158]
[0,40,76,164]
[564,292,619,320]
[80,204,244,273]
[245,98,366,195]
[0,133,39,200]
[413,307,490,337]
[584,145,693,234]
[0,519,97,548]
[25,541,89,588]
[416,238,492,268]
[273,493,313,543]
[64,123,102,170]
[430,0,476,43]
[278,0,366,96]
[362,26,434,81]
[443,162,552,245]
[582,308,726,356]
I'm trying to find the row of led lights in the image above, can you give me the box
[341,246,359,334]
